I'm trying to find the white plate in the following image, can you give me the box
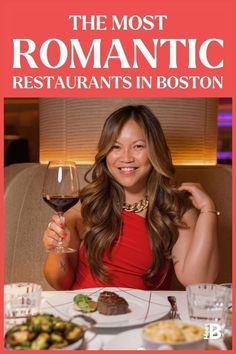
[103,327,227,350]
[42,287,170,328]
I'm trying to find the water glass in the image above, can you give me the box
[219,283,232,306]
[4,282,42,328]
[186,284,230,328]
[220,283,232,350]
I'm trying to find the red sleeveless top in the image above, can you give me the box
[71,210,172,290]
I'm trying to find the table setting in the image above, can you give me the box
[3,283,232,350]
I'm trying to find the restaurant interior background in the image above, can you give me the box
[4,97,232,166]
[4,97,232,290]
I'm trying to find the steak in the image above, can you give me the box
[97,291,129,315]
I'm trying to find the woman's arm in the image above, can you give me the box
[172,183,219,287]
[43,205,83,290]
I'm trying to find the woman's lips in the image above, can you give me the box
[118,167,137,175]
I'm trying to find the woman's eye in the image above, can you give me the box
[112,145,120,150]
[134,144,144,150]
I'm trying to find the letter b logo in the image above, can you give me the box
[204,324,222,339]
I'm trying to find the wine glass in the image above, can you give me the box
[42,161,80,253]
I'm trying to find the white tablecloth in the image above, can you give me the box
[40,289,226,350]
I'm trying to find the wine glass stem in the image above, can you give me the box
[57,212,64,251]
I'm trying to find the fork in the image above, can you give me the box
[167,296,181,319]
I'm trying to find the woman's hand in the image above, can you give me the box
[43,215,71,251]
[178,182,216,212]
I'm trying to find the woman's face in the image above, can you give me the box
[106,119,152,195]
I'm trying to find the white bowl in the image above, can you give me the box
[142,320,208,350]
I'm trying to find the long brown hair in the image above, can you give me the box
[80,105,192,284]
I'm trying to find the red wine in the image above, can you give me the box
[43,196,79,213]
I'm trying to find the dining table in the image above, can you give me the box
[38,288,228,350]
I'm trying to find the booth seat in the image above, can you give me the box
[4,163,232,290]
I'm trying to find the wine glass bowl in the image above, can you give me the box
[42,161,80,253]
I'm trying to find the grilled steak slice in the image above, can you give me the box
[97,291,129,315]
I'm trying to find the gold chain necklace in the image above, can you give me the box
[122,196,149,213]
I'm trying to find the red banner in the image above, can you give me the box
[1,0,233,97]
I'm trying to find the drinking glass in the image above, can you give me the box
[4,283,42,331]
[220,283,232,349]
[220,283,232,327]
[186,284,230,329]
[42,161,80,253]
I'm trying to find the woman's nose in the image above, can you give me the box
[120,148,134,162]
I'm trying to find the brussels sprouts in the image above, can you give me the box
[31,333,50,350]
[5,313,85,350]
[65,325,84,342]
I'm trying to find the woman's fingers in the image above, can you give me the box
[43,229,69,249]
[46,228,61,241]
[48,220,67,239]
[52,214,65,227]
[178,182,215,211]
[178,182,206,196]
[178,182,203,192]
[43,230,58,249]
[44,235,57,248]
[43,215,70,250]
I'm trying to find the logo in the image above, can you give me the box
[204,324,222,340]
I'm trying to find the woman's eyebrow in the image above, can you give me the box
[115,139,146,144]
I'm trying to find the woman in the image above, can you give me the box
[43,105,219,290]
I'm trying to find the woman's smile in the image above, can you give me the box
[118,166,138,174]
